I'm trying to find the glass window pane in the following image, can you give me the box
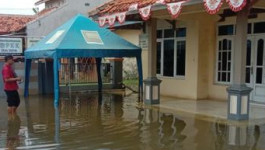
[257,39,264,66]
[219,41,222,51]
[157,30,162,38]
[164,29,174,38]
[228,52,231,61]
[245,68,250,83]
[176,41,186,76]
[254,22,265,34]
[246,40,251,66]
[256,68,263,84]
[176,28,186,37]
[218,25,234,36]
[228,62,231,71]
[218,52,222,61]
[157,42,161,74]
[222,52,227,71]
[163,40,174,77]
[223,39,228,50]
[227,73,230,82]
[222,72,227,82]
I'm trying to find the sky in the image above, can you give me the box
[0,0,45,15]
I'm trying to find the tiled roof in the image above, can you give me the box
[35,0,55,5]
[0,7,57,34]
[0,15,35,34]
[92,0,182,16]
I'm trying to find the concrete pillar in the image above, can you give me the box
[109,58,123,89]
[227,7,252,120]
[143,18,162,105]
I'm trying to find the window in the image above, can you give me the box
[157,28,186,77]
[254,22,265,34]
[216,38,232,83]
[218,25,234,36]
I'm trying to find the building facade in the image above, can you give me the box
[92,0,265,104]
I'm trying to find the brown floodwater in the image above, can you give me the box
[0,92,265,150]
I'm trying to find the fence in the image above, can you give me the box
[59,63,111,85]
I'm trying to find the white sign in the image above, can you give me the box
[27,37,42,48]
[139,34,148,49]
[0,38,23,55]
[81,30,104,45]
[46,30,65,44]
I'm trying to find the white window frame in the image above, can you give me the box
[156,28,186,79]
[215,36,234,85]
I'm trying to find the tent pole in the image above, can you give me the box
[68,58,71,97]
[53,57,60,106]
[24,59,32,97]
[96,58,102,92]
[136,55,143,102]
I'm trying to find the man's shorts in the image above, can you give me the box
[4,90,20,107]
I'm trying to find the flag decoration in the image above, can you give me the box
[98,16,107,27]
[116,12,127,24]
[128,3,139,11]
[167,2,185,19]
[108,14,116,26]
[156,0,166,4]
[226,0,247,12]
[97,0,249,27]
[204,0,223,14]
[139,5,152,21]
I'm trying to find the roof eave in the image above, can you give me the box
[90,0,203,19]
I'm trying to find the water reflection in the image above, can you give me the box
[212,122,263,150]
[1,93,265,150]
[6,114,21,149]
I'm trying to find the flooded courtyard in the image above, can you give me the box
[0,92,265,150]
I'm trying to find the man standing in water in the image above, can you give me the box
[2,55,22,114]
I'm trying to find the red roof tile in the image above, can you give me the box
[0,14,35,34]
[92,0,182,16]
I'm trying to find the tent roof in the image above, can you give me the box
[25,14,141,59]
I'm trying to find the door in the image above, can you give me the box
[253,35,265,103]
[247,35,265,103]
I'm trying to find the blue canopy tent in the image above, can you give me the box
[24,14,143,106]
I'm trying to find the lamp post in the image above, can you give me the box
[143,77,161,104]
[227,85,252,120]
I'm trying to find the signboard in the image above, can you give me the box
[27,37,42,48]
[139,34,148,49]
[0,38,23,56]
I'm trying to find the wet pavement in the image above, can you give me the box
[0,92,265,150]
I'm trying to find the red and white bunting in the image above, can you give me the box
[156,0,166,4]
[226,0,246,12]
[108,14,116,26]
[139,5,152,21]
[116,12,127,24]
[204,0,223,15]
[128,3,138,11]
[167,1,185,19]
[98,16,107,27]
